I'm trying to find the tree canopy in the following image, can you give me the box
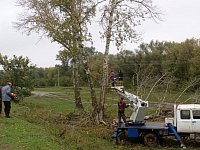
[0,54,36,98]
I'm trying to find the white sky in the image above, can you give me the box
[0,0,200,67]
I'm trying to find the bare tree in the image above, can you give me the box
[95,0,161,123]
[175,78,200,103]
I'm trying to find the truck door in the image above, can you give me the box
[177,109,192,133]
[191,109,200,133]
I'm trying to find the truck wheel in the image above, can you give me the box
[143,133,159,147]
[117,129,127,145]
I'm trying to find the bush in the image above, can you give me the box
[13,86,32,101]
[59,76,73,86]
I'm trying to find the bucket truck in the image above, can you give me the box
[112,85,200,148]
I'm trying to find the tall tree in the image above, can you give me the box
[95,0,161,123]
[15,0,99,111]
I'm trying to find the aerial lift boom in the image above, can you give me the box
[111,86,148,124]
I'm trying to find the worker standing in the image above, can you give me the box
[118,97,129,126]
[1,82,15,118]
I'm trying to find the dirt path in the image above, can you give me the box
[31,91,62,97]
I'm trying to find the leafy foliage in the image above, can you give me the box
[0,54,36,98]
[100,0,161,50]
[23,38,200,95]
[107,39,200,93]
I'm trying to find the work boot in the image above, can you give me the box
[5,113,10,118]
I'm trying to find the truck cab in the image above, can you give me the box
[166,104,200,133]
[177,104,200,133]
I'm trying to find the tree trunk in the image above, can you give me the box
[78,37,98,110]
[77,32,98,121]
[83,58,97,107]
[79,46,102,124]
[97,0,116,123]
[73,58,84,110]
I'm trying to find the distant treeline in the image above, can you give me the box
[1,38,200,93]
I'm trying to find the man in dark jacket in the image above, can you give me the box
[118,97,129,126]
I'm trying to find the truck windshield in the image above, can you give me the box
[193,110,200,119]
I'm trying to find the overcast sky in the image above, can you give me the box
[0,0,200,68]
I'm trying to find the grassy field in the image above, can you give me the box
[0,86,199,150]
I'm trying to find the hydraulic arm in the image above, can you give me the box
[112,86,148,123]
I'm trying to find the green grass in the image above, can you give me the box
[23,97,75,113]
[0,86,198,150]
[0,116,65,150]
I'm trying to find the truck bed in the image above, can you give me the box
[118,122,168,130]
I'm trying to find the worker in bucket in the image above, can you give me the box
[118,97,130,126]
[118,70,123,85]
[110,70,116,86]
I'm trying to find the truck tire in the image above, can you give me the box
[143,133,159,147]
[115,129,127,145]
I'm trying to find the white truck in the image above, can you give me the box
[165,104,200,139]
[112,86,200,148]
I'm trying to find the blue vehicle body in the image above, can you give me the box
[112,122,186,148]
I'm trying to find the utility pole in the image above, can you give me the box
[57,67,60,87]
[55,64,60,87]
